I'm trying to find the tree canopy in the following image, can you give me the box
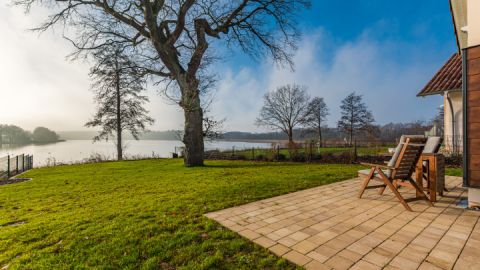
[85,46,154,160]
[14,0,311,166]
[337,92,375,145]
[302,97,329,146]
[256,84,310,144]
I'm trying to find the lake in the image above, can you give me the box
[0,140,272,167]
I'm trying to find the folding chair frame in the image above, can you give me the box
[358,138,433,211]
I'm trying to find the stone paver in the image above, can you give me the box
[205,176,480,269]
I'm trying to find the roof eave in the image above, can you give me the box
[450,0,461,53]
[417,88,461,97]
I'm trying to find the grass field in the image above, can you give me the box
[0,159,365,269]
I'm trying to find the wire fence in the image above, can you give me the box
[442,135,463,155]
[202,143,392,163]
[0,154,33,180]
[201,143,462,167]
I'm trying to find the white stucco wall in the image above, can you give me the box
[467,0,480,47]
[443,91,463,153]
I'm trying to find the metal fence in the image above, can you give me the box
[0,154,33,180]
[442,135,463,155]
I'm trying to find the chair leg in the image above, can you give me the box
[408,178,434,207]
[380,179,396,195]
[358,168,375,198]
[377,170,412,211]
[378,181,388,195]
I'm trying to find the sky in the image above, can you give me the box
[0,1,456,132]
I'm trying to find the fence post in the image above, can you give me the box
[277,145,280,160]
[7,155,10,178]
[16,155,19,175]
[252,147,255,160]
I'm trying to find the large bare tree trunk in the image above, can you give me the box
[181,82,204,167]
[288,126,294,145]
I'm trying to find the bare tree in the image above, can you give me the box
[85,46,154,161]
[302,97,329,147]
[256,84,310,144]
[203,115,225,141]
[337,92,375,146]
[431,106,444,136]
[175,110,226,142]
[13,0,310,166]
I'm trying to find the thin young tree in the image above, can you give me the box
[303,97,329,147]
[85,47,154,161]
[256,84,310,144]
[14,0,311,167]
[337,92,375,146]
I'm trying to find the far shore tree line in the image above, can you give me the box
[0,125,60,146]
[256,84,375,147]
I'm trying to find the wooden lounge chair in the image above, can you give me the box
[358,137,433,211]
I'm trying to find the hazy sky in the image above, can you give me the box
[0,1,455,132]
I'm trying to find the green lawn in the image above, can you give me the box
[445,167,463,177]
[0,159,364,269]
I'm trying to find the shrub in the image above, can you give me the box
[255,154,266,161]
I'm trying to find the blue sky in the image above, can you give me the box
[211,0,456,131]
[0,1,457,132]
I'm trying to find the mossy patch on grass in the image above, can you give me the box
[0,159,362,269]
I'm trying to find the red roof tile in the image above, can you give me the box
[418,53,462,96]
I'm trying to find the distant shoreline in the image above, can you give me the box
[32,139,66,144]
[0,140,66,148]
[59,138,280,144]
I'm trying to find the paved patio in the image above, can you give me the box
[205,176,480,270]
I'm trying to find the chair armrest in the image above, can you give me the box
[360,162,393,169]
[421,153,439,157]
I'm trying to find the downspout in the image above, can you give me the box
[445,91,456,153]
[462,48,468,188]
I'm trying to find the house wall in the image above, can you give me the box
[465,46,480,207]
[466,0,480,206]
[467,0,480,47]
[443,91,463,153]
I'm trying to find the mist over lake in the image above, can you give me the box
[0,140,271,167]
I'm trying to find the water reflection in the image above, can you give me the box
[0,140,271,166]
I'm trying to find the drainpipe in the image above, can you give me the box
[445,91,456,153]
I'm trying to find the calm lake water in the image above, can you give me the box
[0,140,272,167]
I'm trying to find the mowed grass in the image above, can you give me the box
[0,159,363,269]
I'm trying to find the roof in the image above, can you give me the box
[417,53,462,97]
